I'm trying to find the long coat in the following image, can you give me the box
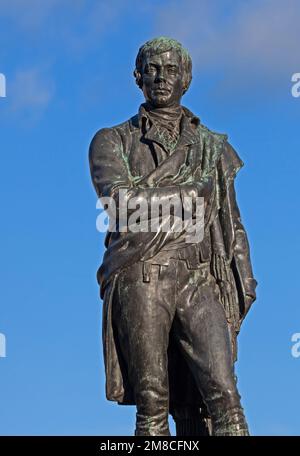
[89,105,257,407]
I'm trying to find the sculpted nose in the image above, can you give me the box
[155,68,166,82]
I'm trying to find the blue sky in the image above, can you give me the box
[0,0,300,436]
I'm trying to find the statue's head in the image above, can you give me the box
[134,37,192,108]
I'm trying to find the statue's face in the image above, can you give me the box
[141,50,184,108]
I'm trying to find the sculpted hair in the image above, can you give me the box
[134,36,192,94]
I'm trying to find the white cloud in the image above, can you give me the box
[0,0,128,54]
[154,0,300,84]
[9,67,55,113]
[0,0,63,29]
[2,0,298,108]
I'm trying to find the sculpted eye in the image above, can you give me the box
[168,66,178,74]
[145,65,156,74]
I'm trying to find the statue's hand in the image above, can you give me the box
[217,279,236,321]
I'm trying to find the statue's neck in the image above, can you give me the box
[143,102,182,126]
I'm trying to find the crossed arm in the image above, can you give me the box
[90,127,257,320]
[89,127,212,218]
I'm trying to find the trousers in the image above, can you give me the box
[111,258,248,436]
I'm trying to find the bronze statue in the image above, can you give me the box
[89,37,257,436]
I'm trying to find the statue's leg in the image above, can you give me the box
[112,261,177,436]
[173,261,249,436]
[171,328,238,436]
[171,406,211,436]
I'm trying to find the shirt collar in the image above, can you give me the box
[137,104,200,147]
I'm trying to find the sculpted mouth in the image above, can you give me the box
[154,88,170,94]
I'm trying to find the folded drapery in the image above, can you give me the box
[96,119,225,297]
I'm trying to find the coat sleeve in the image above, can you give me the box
[89,127,132,199]
[224,143,257,314]
[89,127,213,219]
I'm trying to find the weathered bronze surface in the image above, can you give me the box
[89,37,257,436]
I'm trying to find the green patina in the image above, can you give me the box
[139,36,191,62]
[114,143,142,185]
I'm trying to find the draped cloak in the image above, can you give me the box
[89,106,257,408]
